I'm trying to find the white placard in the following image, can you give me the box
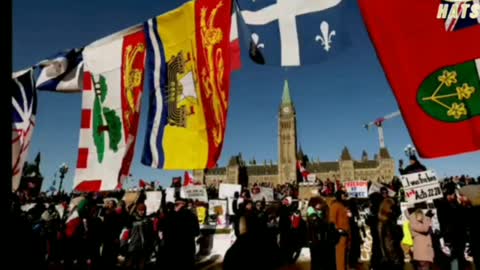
[400,170,442,204]
[307,174,316,182]
[218,183,242,199]
[344,180,369,198]
[165,188,175,203]
[181,185,208,202]
[252,187,274,202]
[145,191,162,215]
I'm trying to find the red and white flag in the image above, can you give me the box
[230,3,241,72]
[296,160,309,181]
[184,171,195,186]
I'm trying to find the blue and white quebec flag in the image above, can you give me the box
[236,0,350,66]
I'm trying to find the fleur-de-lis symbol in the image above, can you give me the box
[315,21,336,52]
[251,33,264,49]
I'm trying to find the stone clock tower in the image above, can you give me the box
[278,80,297,184]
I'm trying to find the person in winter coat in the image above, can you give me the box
[435,184,468,270]
[410,209,434,270]
[163,198,200,270]
[126,203,153,270]
[329,191,350,270]
[377,198,404,270]
[398,155,427,175]
[307,197,337,270]
[223,215,282,270]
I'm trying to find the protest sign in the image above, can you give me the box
[400,170,442,204]
[252,187,274,202]
[208,199,228,227]
[165,188,175,203]
[219,183,242,199]
[145,191,162,215]
[344,181,369,198]
[197,206,207,224]
[181,185,208,202]
[368,182,396,197]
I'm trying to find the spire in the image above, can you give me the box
[297,144,304,160]
[340,146,352,161]
[282,80,292,105]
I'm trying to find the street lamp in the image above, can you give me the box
[404,144,416,157]
[58,163,69,193]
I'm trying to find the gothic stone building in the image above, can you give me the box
[194,81,395,186]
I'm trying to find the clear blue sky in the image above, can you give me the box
[13,0,480,191]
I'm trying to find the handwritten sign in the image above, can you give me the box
[344,181,369,198]
[181,185,208,202]
[400,170,442,204]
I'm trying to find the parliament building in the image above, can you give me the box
[194,81,396,186]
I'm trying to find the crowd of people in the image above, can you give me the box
[7,155,480,270]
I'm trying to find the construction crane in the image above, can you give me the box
[364,111,401,148]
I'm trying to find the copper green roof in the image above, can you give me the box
[282,80,292,105]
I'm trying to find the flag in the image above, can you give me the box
[230,2,242,71]
[236,0,350,66]
[139,179,148,188]
[142,0,233,170]
[65,198,88,238]
[438,0,480,32]
[296,160,309,181]
[12,68,37,192]
[184,171,194,186]
[359,0,480,158]
[36,48,84,92]
[74,27,146,192]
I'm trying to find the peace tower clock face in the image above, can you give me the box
[283,107,290,113]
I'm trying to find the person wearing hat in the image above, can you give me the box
[399,155,427,175]
[329,190,351,270]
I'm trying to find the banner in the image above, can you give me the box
[400,170,443,204]
[344,180,368,198]
[181,185,208,202]
[145,191,162,215]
